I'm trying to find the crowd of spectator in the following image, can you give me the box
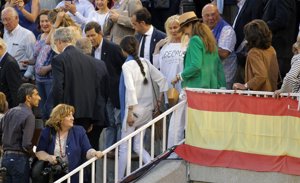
[0,0,299,182]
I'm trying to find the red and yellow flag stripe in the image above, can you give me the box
[175,91,300,175]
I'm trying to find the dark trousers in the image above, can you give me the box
[87,125,104,151]
[74,118,104,150]
[1,154,29,183]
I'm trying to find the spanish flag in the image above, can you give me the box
[175,90,300,175]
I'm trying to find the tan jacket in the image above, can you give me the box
[245,47,279,91]
[104,0,143,44]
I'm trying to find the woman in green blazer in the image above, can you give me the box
[172,11,226,89]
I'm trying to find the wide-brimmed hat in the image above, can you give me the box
[179,11,199,28]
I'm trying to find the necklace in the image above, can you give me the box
[58,131,67,158]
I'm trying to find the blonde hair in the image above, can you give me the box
[292,36,300,54]
[46,104,75,131]
[192,21,217,53]
[48,8,77,27]
[0,92,8,113]
[165,15,181,40]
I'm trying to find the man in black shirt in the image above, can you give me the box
[0,83,41,183]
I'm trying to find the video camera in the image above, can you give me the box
[41,156,68,176]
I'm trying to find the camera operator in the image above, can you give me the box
[35,104,103,183]
[0,83,41,183]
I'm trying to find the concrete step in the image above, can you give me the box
[135,159,187,183]
[189,163,300,183]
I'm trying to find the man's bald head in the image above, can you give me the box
[202,3,220,29]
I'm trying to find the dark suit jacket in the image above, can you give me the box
[93,59,109,126]
[233,0,264,50]
[98,39,125,109]
[262,0,296,59]
[137,27,166,63]
[0,52,22,108]
[52,46,99,121]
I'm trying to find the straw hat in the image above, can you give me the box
[178,11,199,28]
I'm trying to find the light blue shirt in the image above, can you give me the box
[56,0,95,26]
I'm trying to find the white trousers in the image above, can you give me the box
[118,109,152,180]
[167,97,186,149]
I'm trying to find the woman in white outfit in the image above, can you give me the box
[152,15,188,150]
[118,36,168,180]
[153,15,187,97]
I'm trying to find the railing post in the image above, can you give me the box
[79,169,84,183]
[91,161,95,183]
[114,146,119,183]
[139,130,144,168]
[151,124,155,159]
[162,116,167,152]
[126,138,132,176]
[103,155,107,183]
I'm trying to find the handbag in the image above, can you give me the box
[146,62,163,140]
[167,84,179,107]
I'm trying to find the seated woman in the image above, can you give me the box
[233,19,279,91]
[35,104,103,183]
[118,36,168,180]
[275,36,300,96]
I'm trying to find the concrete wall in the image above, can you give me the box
[189,163,300,183]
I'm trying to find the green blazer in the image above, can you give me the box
[181,36,226,89]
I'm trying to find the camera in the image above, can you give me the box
[41,156,68,176]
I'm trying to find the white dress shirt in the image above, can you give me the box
[94,39,103,60]
[139,25,153,61]
[3,24,36,70]
[232,0,246,29]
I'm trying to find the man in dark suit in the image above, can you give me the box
[131,7,166,64]
[75,37,109,151]
[262,0,297,80]
[232,0,264,83]
[52,27,107,144]
[233,0,264,51]
[85,21,125,149]
[0,38,22,108]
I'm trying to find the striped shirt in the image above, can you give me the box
[280,54,300,93]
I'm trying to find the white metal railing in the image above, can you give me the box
[54,100,187,183]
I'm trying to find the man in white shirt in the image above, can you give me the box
[56,0,95,27]
[202,4,237,89]
[131,8,166,64]
[1,7,36,81]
